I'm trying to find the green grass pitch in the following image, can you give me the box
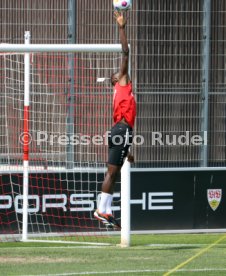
[0,234,226,275]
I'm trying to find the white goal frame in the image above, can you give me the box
[0,33,131,247]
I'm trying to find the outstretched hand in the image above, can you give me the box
[114,10,127,28]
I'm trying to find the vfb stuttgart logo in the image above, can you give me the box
[207,189,222,211]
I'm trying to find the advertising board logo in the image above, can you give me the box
[207,189,222,211]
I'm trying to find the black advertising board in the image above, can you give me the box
[0,170,225,233]
[131,170,226,230]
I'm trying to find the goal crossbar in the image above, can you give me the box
[0,44,123,53]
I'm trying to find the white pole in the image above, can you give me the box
[121,46,131,247]
[121,159,131,247]
[0,44,122,53]
[22,31,31,242]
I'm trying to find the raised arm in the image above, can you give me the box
[114,11,130,85]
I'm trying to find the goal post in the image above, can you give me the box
[0,44,123,53]
[0,37,131,247]
[22,31,31,242]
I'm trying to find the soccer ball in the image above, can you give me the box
[113,0,132,11]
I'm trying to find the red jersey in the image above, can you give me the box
[113,82,136,128]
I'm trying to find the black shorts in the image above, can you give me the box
[108,122,133,166]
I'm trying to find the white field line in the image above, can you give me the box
[2,243,226,250]
[20,268,226,276]
[146,243,226,247]
[0,246,107,249]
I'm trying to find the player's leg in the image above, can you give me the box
[94,164,121,228]
[94,123,132,228]
[101,164,121,194]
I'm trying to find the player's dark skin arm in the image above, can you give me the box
[114,11,129,86]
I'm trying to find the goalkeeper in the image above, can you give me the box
[94,11,136,228]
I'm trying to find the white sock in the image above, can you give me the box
[98,192,112,214]
[106,194,113,215]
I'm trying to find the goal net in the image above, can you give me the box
[0,42,126,245]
